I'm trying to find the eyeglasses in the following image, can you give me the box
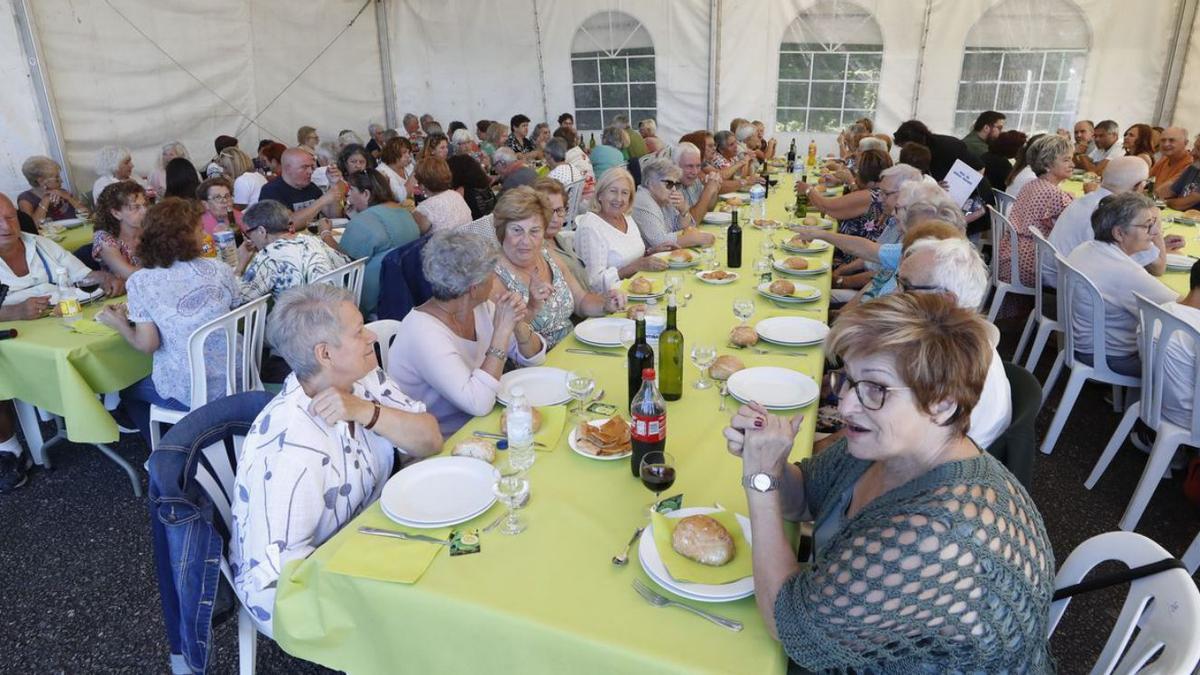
[897,276,944,293]
[1129,216,1158,232]
[831,371,910,411]
[207,193,232,202]
[551,207,568,217]
[661,179,682,191]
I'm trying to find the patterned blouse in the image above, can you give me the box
[506,135,535,155]
[240,235,348,302]
[229,368,426,637]
[833,188,885,267]
[999,177,1073,287]
[495,251,575,348]
[91,230,142,272]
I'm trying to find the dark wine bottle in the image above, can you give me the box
[658,293,683,401]
[627,314,655,408]
[727,210,742,268]
[786,139,796,173]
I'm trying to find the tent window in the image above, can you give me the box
[571,12,656,133]
[954,0,1089,134]
[775,2,883,134]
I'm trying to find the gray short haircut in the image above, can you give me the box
[382,128,401,141]
[368,123,384,134]
[21,155,60,186]
[267,284,356,382]
[1027,134,1073,175]
[857,137,887,153]
[1100,156,1150,193]
[1092,192,1153,243]
[492,146,518,169]
[640,155,681,187]
[1095,120,1119,134]
[544,137,568,163]
[735,124,756,143]
[880,163,923,186]
[450,129,476,154]
[244,199,293,233]
[674,142,701,162]
[897,181,967,231]
[160,141,191,166]
[611,114,630,128]
[95,145,131,176]
[422,230,500,300]
[337,130,363,150]
[713,130,736,151]
[403,113,419,127]
[424,122,444,136]
[904,238,989,310]
[602,125,627,148]
[638,119,657,136]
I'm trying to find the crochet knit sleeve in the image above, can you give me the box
[773,471,1055,673]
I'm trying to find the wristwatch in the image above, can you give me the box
[743,472,779,493]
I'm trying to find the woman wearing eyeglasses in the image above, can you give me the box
[196,176,245,235]
[723,292,1054,673]
[493,186,625,349]
[631,155,715,249]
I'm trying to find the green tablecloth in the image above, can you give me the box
[55,222,95,255]
[273,177,826,674]
[0,298,151,444]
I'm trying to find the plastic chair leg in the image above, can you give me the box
[1085,402,1140,489]
[1111,385,1124,413]
[986,286,1008,323]
[1119,432,1185,531]
[1024,323,1053,373]
[1183,531,1200,575]
[1040,369,1087,455]
[1013,311,1036,365]
[149,420,162,452]
[1043,350,1066,400]
[237,607,257,675]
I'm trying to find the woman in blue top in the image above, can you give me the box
[724,292,1054,673]
[339,170,427,316]
[588,125,628,181]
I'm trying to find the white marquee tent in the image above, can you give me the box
[3,0,1200,197]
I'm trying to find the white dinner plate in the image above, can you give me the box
[567,418,632,461]
[379,457,499,528]
[623,278,665,302]
[755,316,829,346]
[53,217,86,229]
[780,239,831,254]
[772,258,830,277]
[638,507,755,602]
[654,251,699,268]
[497,367,571,407]
[756,282,822,304]
[574,317,634,348]
[1166,253,1199,270]
[694,270,739,285]
[726,366,819,410]
[702,211,732,225]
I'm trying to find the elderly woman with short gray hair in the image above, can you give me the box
[18,155,87,222]
[230,283,442,638]
[93,145,141,204]
[387,230,546,433]
[631,155,716,249]
[999,134,1075,288]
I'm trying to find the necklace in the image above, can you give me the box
[427,300,473,338]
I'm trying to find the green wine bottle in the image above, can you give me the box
[659,292,684,401]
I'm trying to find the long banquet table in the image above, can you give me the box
[273,174,827,674]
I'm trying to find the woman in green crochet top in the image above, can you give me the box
[724,292,1055,673]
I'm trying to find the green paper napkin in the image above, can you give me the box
[650,510,753,585]
[325,503,444,584]
[532,405,567,451]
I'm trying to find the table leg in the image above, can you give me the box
[14,400,62,469]
[95,443,143,498]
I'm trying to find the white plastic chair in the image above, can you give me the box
[1184,532,1200,575]
[1085,294,1200,531]
[992,187,1016,218]
[564,178,586,226]
[312,257,368,308]
[1040,254,1141,455]
[460,214,497,245]
[148,295,270,451]
[1020,226,1062,382]
[1048,531,1200,674]
[366,319,403,372]
[985,205,1037,322]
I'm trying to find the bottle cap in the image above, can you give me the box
[642,368,655,380]
[510,385,525,398]
[496,440,508,451]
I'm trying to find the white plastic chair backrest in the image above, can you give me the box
[992,187,1015,218]
[1028,226,1058,321]
[186,294,269,412]
[190,432,246,582]
[365,319,403,372]
[987,205,1033,293]
[312,257,368,307]
[1048,531,1200,675]
[1134,293,1200,436]
[461,214,498,245]
[565,178,586,227]
[1056,253,1126,381]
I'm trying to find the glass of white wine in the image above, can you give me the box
[732,297,755,325]
[493,463,530,536]
[565,368,595,417]
[690,344,717,389]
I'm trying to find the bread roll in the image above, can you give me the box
[669,250,693,263]
[501,407,543,434]
[452,439,496,463]
[672,515,734,566]
[785,256,809,270]
[709,355,745,380]
[626,305,646,320]
[802,215,820,227]
[729,325,758,347]
[629,277,654,294]
[769,279,796,296]
[787,236,810,249]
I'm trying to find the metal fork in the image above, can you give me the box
[745,347,806,358]
[631,579,743,631]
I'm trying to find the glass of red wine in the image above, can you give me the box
[639,451,676,511]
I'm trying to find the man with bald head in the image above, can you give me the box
[1150,127,1192,194]
[1044,156,1184,287]
[256,147,344,226]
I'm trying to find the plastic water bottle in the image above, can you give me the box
[749,182,767,221]
[213,227,238,267]
[506,386,535,473]
[55,267,81,326]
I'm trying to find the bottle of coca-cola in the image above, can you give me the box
[630,367,666,477]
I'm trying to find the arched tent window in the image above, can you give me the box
[776,1,883,133]
[571,12,656,133]
[954,0,1090,134]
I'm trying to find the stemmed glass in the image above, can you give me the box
[664,272,683,296]
[690,344,717,389]
[754,257,771,280]
[565,368,595,417]
[732,297,755,325]
[699,247,716,271]
[493,461,530,535]
[618,324,636,351]
[639,451,676,512]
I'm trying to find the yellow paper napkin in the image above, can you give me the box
[532,405,567,451]
[650,510,753,585]
[71,319,117,336]
[325,503,444,584]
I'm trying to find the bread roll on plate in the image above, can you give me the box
[769,279,796,296]
[729,325,758,346]
[672,514,735,566]
[629,277,654,294]
[784,256,809,270]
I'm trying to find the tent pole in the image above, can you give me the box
[1156,0,1198,126]
[13,0,73,192]
[375,0,398,129]
[531,0,549,125]
[910,0,933,120]
[708,0,721,130]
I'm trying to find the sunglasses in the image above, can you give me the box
[660,179,682,191]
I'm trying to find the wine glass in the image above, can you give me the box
[690,344,717,389]
[639,451,676,511]
[759,237,775,256]
[754,257,771,280]
[699,247,715,270]
[664,272,683,296]
[618,324,636,351]
[732,297,755,325]
[565,368,595,417]
[493,462,530,535]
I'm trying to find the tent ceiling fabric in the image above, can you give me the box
[2,0,1199,196]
